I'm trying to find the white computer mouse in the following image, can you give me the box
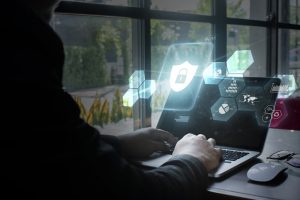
[247,163,287,182]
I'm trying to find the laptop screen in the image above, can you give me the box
[157,76,281,152]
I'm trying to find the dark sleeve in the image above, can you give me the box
[69,132,209,200]
[50,92,209,200]
[76,126,208,200]
[3,86,208,200]
[142,155,208,200]
[60,93,208,200]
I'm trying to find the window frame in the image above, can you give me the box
[55,0,299,128]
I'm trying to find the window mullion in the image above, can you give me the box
[268,0,279,76]
[133,0,151,129]
[214,0,227,63]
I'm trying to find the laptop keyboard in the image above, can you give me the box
[222,149,249,161]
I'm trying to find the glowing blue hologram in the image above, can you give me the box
[123,70,157,107]
[151,42,213,111]
[129,70,145,88]
[226,50,254,76]
[203,62,226,85]
[122,88,139,107]
[169,61,198,92]
[139,80,156,99]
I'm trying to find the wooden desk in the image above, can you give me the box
[207,128,300,200]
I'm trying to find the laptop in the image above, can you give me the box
[140,76,281,178]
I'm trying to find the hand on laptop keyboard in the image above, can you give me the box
[172,133,222,172]
[118,127,178,159]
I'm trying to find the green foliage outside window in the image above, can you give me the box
[63,45,108,90]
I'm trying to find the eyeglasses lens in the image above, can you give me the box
[268,150,294,160]
[287,155,300,168]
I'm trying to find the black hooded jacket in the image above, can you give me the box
[0,1,208,199]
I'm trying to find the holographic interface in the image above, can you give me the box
[226,50,254,77]
[190,77,281,150]
[151,42,213,111]
[123,70,156,107]
[157,76,281,150]
[169,61,198,92]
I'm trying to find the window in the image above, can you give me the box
[150,0,212,15]
[278,29,300,86]
[280,0,300,25]
[279,0,300,87]
[55,0,300,134]
[53,14,136,135]
[151,20,212,79]
[227,0,267,21]
[63,0,138,7]
[227,25,267,76]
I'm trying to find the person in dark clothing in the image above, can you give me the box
[1,0,221,199]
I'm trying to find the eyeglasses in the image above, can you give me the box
[267,150,300,168]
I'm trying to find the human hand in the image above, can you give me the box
[172,133,222,172]
[118,127,178,159]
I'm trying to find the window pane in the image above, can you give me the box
[63,0,138,7]
[151,20,212,79]
[279,0,300,24]
[150,19,212,126]
[150,0,212,15]
[53,14,136,135]
[279,29,300,87]
[227,25,267,77]
[227,0,267,21]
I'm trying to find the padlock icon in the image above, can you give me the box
[175,68,188,83]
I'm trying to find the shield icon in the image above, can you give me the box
[169,61,198,92]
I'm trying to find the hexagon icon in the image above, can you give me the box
[123,88,139,107]
[256,105,273,126]
[218,78,245,97]
[269,99,288,128]
[278,74,297,96]
[226,50,254,76]
[139,80,156,99]
[211,97,237,122]
[203,62,226,85]
[263,77,282,98]
[129,70,145,89]
[256,101,288,127]
[236,86,264,111]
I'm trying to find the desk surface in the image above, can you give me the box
[207,128,300,200]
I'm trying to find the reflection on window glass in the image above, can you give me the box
[151,20,211,79]
[279,29,300,87]
[227,25,267,77]
[279,0,300,24]
[53,14,135,135]
[227,0,267,21]
[150,0,212,15]
[226,50,254,76]
[150,19,212,126]
[63,0,136,7]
